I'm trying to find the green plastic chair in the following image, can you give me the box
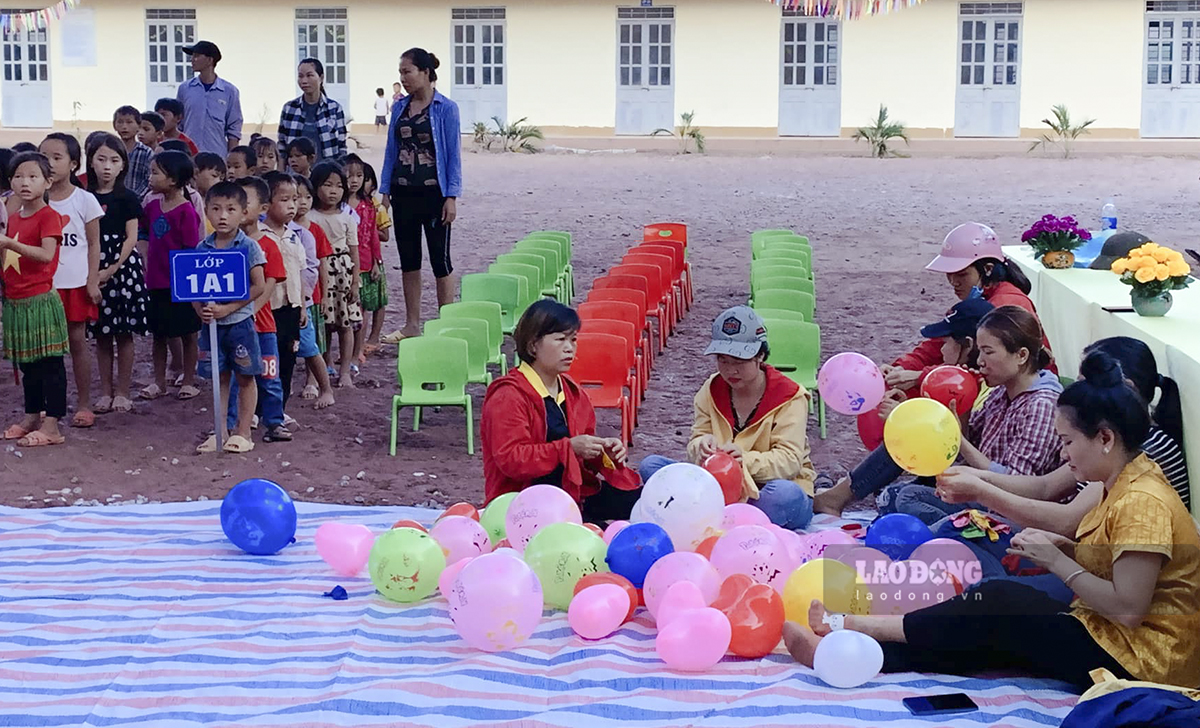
[461,273,523,335]
[440,300,507,375]
[525,231,573,295]
[753,232,810,252]
[752,307,806,324]
[750,261,809,281]
[515,238,570,302]
[756,243,812,269]
[754,289,815,322]
[489,262,541,310]
[425,318,493,386]
[391,336,474,455]
[751,229,796,245]
[499,250,559,300]
[752,274,815,298]
[759,317,826,439]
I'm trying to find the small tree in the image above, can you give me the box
[853,105,909,158]
[653,111,706,154]
[489,116,543,153]
[1029,104,1095,159]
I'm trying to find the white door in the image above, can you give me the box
[954,2,1022,138]
[779,11,841,137]
[1142,7,1200,137]
[145,9,196,109]
[0,21,51,128]
[452,8,507,134]
[296,8,350,115]
[616,6,675,136]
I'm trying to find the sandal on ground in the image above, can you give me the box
[282,413,299,428]
[300,384,319,400]
[177,385,201,401]
[3,423,34,440]
[349,364,360,375]
[223,435,255,453]
[196,435,218,453]
[93,397,113,414]
[172,372,185,387]
[380,331,406,345]
[263,425,293,443]
[17,430,65,447]
[71,410,96,428]
[112,396,133,413]
[139,384,164,400]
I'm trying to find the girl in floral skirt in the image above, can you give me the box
[307,161,360,388]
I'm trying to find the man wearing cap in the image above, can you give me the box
[175,41,243,156]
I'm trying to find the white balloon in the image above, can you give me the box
[634,463,724,551]
[813,630,884,688]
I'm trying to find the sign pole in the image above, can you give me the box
[208,315,222,453]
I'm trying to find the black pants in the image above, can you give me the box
[20,357,67,418]
[392,188,452,277]
[581,484,643,525]
[274,306,302,409]
[883,581,1133,691]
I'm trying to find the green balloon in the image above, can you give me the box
[522,522,609,610]
[480,492,518,545]
[369,527,446,604]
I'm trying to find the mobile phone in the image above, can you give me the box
[1186,249,1200,266]
[902,693,979,716]
[1101,306,1135,313]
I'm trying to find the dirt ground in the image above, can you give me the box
[3,147,1199,509]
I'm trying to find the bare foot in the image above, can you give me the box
[813,477,852,517]
[315,391,336,409]
[808,598,833,636]
[782,622,822,668]
[336,374,353,389]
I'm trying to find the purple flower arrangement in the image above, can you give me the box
[1021,214,1092,257]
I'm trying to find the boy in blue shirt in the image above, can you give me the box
[195,181,267,454]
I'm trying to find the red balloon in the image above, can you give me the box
[712,574,785,658]
[703,453,743,505]
[695,535,720,560]
[438,502,480,522]
[920,366,980,416]
[391,519,428,532]
[496,538,511,549]
[857,406,886,451]
[574,572,639,623]
[583,523,605,538]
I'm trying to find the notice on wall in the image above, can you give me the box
[60,8,97,67]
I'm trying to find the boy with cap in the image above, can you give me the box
[176,40,243,156]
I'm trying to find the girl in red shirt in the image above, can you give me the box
[0,152,68,446]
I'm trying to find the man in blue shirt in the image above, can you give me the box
[176,41,244,156]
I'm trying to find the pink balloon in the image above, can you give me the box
[722,503,770,530]
[438,555,474,597]
[447,551,543,652]
[642,552,720,618]
[655,607,732,671]
[568,584,630,640]
[657,580,707,628]
[769,525,806,569]
[836,545,893,579]
[708,525,793,593]
[817,352,886,416]
[602,520,630,545]
[505,484,583,553]
[909,538,983,590]
[431,515,493,565]
[314,522,375,577]
[798,529,860,564]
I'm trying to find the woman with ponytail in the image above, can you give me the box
[277,58,348,164]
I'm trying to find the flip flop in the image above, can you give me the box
[300,384,319,400]
[93,397,113,414]
[112,396,133,413]
[196,435,218,453]
[3,423,33,440]
[177,385,201,401]
[139,384,163,400]
[71,410,96,428]
[380,331,406,345]
[263,426,293,443]
[17,430,65,447]
[223,435,255,454]
[172,373,185,387]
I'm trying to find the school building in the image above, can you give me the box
[1,0,1198,140]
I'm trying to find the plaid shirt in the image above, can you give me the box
[968,372,1063,477]
[277,94,347,162]
[127,141,152,198]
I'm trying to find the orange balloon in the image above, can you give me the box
[438,502,480,522]
[703,452,743,505]
[695,535,720,560]
[574,572,638,623]
[496,538,511,549]
[391,519,428,532]
[712,574,785,658]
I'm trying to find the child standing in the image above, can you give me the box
[193,153,226,238]
[1,152,68,447]
[344,154,387,364]
[374,88,389,132]
[142,151,202,400]
[251,137,279,175]
[292,174,335,409]
[40,133,104,429]
[194,181,267,454]
[112,106,152,198]
[261,172,307,419]
[226,146,256,181]
[86,133,149,414]
[138,111,166,151]
[154,98,200,156]
[285,138,316,178]
[307,161,360,388]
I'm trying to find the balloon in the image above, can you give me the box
[723,503,770,530]
[495,538,511,550]
[770,525,806,568]
[813,630,884,688]
[657,580,707,628]
[220,479,297,555]
[702,452,744,505]
[574,572,639,623]
[835,545,893,577]
[634,463,724,551]
[391,519,428,532]
[430,515,493,565]
[523,522,608,610]
[909,538,983,590]
[438,502,480,522]
[921,365,980,416]
[369,527,446,603]
[314,522,375,576]
[447,551,542,651]
[656,607,732,671]
[883,398,961,477]
[797,529,859,564]
[568,584,630,640]
[438,555,473,597]
[602,520,630,545]
[695,535,719,560]
[818,352,886,416]
[479,492,517,545]
[505,484,583,553]
[857,406,886,451]
[865,513,933,561]
[711,574,786,658]
[708,525,793,593]
[782,558,869,622]
[605,522,674,588]
[642,552,721,618]
[584,523,605,538]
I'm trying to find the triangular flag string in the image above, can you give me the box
[767,0,926,21]
[0,0,81,34]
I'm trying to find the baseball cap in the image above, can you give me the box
[182,40,222,63]
[704,306,767,359]
[925,222,1004,274]
[1089,231,1151,270]
[920,296,995,339]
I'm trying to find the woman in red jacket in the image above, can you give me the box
[481,300,641,522]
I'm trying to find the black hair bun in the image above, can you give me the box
[428,52,440,69]
[1079,350,1124,388]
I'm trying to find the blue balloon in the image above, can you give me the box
[605,522,674,587]
[220,478,297,555]
[865,513,933,561]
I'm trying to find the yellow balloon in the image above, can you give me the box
[783,558,870,622]
[883,398,961,477]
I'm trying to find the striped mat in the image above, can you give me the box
[0,502,1079,727]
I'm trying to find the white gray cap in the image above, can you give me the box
[704,306,768,359]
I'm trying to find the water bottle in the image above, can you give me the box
[1101,198,1118,231]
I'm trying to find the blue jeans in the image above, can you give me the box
[227,332,283,431]
[884,481,985,526]
[638,455,814,530]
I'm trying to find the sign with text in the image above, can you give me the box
[169,249,249,303]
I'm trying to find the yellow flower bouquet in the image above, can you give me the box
[1110,243,1192,316]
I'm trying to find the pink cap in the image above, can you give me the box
[925,222,1003,273]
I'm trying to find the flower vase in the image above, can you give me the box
[1041,250,1075,269]
[1131,290,1173,317]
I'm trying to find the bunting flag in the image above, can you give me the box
[0,0,81,33]
[768,0,927,21]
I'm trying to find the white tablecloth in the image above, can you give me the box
[1005,245,1200,515]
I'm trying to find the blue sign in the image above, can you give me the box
[169,249,250,303]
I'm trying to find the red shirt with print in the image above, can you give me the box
[2,205,64,300]
[309,222,333,305]
[253,234,287,334]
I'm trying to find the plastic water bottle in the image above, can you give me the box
[1101,199,1118,231]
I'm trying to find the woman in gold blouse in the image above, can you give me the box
[785,350,1200,690]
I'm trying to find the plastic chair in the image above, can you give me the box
[569,332,634,445]
[756,246,813,279]
[391,337,474,455]
[440,300,508,375]
[637,241,691,314]
[610,263,673,347]
[758,318,826,439]
[461,273,523,335]
[580,317,642,411]
[425,318,493,386]
[643,222,687,247]
[753,232,810,252]
[524,231,573,297]
[754,289,815,322]
[586,284,654,370]
[515,238,570,302]
[488,262,540,311]
[750,262,809,282]
[752,275,816,302]
[595,270,664,353]
[622,252,679,330]
[752,307,806,324]
[497,252,558,300]
[751,229,795,245]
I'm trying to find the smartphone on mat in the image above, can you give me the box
[902,693,979,716]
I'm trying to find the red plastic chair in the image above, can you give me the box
[580,318,642,415]
[644,222,688,248]
[621,253,678,333]
[586,284,652,370]
[593,270,664,353]
[581,294,650,383]
[569,332,634,445]
[610,263,672,347]
[636,241,691,314]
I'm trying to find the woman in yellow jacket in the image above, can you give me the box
[638,306,816,529]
